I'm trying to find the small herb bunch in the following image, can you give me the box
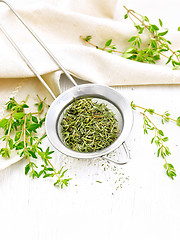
[131,101,178,179]
[0,95,71,188]
[123,6,180,68]
[80,6,180,69]
[61,98,119,152]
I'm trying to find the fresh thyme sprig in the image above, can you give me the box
[0,96,71,188]
[131,101,180,126]
[80,36,123,54]
[141,112,176,179]
[80,6,180,69]
[131,101,177,179]
[123,6,180,68]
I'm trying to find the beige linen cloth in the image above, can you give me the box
[0,0,180,169]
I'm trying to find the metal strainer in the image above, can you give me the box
[0,0,133,164]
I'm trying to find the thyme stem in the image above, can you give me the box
[123,6,180,64]
[80,35,123,54]
[81,6,180,68]
[133,103,177,123]
[131,102,177,179]
[0,96,71,188]
[141,112,168,164]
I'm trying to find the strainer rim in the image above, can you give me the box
[45,84,133,158]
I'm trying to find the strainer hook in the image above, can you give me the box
[102,141,130,165]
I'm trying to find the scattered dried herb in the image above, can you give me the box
[0,95,71,188]
[60,98,119,152]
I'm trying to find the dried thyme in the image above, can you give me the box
[60,98,119,152]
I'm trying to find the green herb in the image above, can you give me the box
[60,98,119,152]
[0,96,71,188]
[131,101,177,179]
[131,101,180,126]
[80,35,123,54]
[83,35,92,42]
[123,6,180,68]
[96,180,102,183]
[80,6,180,69]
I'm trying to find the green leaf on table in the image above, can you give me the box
[151,24,159,31]
[124,13,128,19]
[8,139,14,150]
[176,117,180,126]
[128,36,136,42]
[84,36,92,42]
[159,18,163,27]
[28,150,37,159]
[162,137,168,142]
[147,108,155,115]
[21,104,29,108]
[158,130,164,136]
[105,39,112,47]
[25,164,30,175]
[0,119,8,128]
[166,55,173,65]
[158,30,168,36]
[14,112,25,120]
[15,131,21,141]
[38,102,43,112]
[27,124,39,131]
[0,148,11,158]
[141,16,149,22]
[15,141,24,150]
[32,116,38,123]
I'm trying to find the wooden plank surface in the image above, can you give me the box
[1,80,180,240]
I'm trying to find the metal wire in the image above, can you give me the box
[0,24,56,99]
[0,0,77,99]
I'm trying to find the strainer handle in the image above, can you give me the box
[102,142,130,165]
[0,0,77,99]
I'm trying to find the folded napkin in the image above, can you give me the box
[0,0,180,169]
[0,0,180,84]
